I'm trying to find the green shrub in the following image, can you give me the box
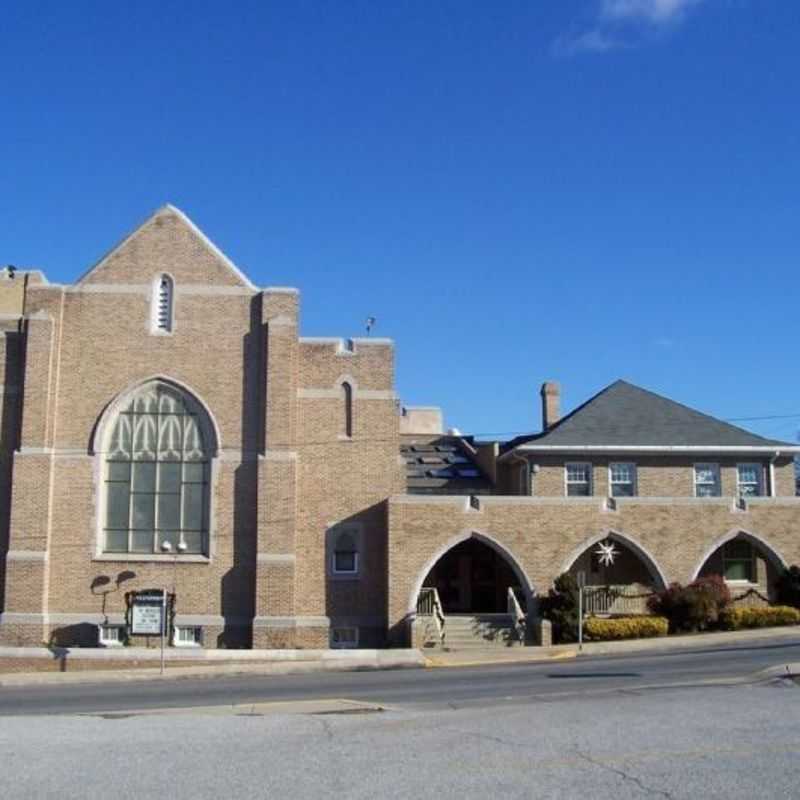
[539,573,580,644]
[775,565,800,609]
[720,606,800,630]
[584,616,669,641]
[648,574,730,633]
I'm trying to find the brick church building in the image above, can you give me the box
[1,206,798,650]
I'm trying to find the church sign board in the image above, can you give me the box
[130,590,166,635]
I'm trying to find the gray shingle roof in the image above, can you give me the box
[401,437,493,495]
[504,380,794,451]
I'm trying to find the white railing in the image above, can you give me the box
[507,586,527,644]
[583,584,653,616]
[417,587,446,648]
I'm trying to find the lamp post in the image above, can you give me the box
[577,570,585,652]
[159,540,173,674]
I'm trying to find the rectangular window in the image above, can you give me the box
[565,463,592,497]
[331,627,359,649]
[723,540,755,582]
[694,463,721,497]
[737,463,763,498]
[173,626,203,647]
[609,463,637,497]
[97,624,125,647]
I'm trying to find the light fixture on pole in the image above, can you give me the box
[159,541,172,674]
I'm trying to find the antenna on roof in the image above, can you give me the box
[365,316,376,336]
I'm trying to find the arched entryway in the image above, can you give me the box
[416,533,532,614]
[563,532,667,615]
[692,530,787,603]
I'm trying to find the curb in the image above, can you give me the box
[424,650,577,669]
[0,652,426,687]
[754,662,800,681]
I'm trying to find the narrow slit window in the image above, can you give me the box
[342,382,353,438]
[154,275,174,333]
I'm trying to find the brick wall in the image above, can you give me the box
[387,495,800,644]
[2,206,797,651]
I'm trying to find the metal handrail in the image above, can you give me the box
[582,584,653,616]
[417,587,446,648]
[507,586,527,644]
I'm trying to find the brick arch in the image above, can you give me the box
[689,528,788,582]
[559,529,669,591]
[406,529,535,616]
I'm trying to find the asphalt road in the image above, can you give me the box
[1,636,799,716]
[1,639,799,799]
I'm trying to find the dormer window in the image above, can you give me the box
[153,274,174,333]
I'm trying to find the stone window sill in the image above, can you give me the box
[93,553,210,564]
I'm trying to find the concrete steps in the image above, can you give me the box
[442,614,522,650]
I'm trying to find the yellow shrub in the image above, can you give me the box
[720,606,800,631]
[584,616,669,641]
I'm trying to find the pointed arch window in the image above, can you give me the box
[333,530,359,575]
[103,382,211,555]
[342,381,353,438]
[153,274,174,333]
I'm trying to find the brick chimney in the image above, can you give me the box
[540,381,560,431]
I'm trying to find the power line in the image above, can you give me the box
[724,413,800,423]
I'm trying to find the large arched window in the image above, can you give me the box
[102,382,211,555]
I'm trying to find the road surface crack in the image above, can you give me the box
[574,748,674,799]
[313,714,335,741]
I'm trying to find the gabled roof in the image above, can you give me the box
[503,380,796,453]
[76,204,258,289]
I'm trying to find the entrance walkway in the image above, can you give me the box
[424,625,800,667]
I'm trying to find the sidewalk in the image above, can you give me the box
[0,648,425,686]
[0,625,797,685]
[425,624,800,667]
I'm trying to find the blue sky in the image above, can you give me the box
[2,1,799,441]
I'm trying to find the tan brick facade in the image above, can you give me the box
[1,206,798,650]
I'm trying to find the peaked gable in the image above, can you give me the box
[506,380,793,450]
[77,205,257,290]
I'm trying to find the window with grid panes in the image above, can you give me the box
[565,463,592,497]
[103,382,210,555]
[609,463,637,497]
[694,463,721,497]
[736,463,763,497]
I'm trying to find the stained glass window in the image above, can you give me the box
[103,382,210,555]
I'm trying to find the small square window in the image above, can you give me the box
[566,463,592,497]
[98,624,125,647]
[333,550,357,574]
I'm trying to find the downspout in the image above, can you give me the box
[511,452,530,496]
[769,451,781,498]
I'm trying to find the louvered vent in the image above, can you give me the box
[154,275,173,332]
